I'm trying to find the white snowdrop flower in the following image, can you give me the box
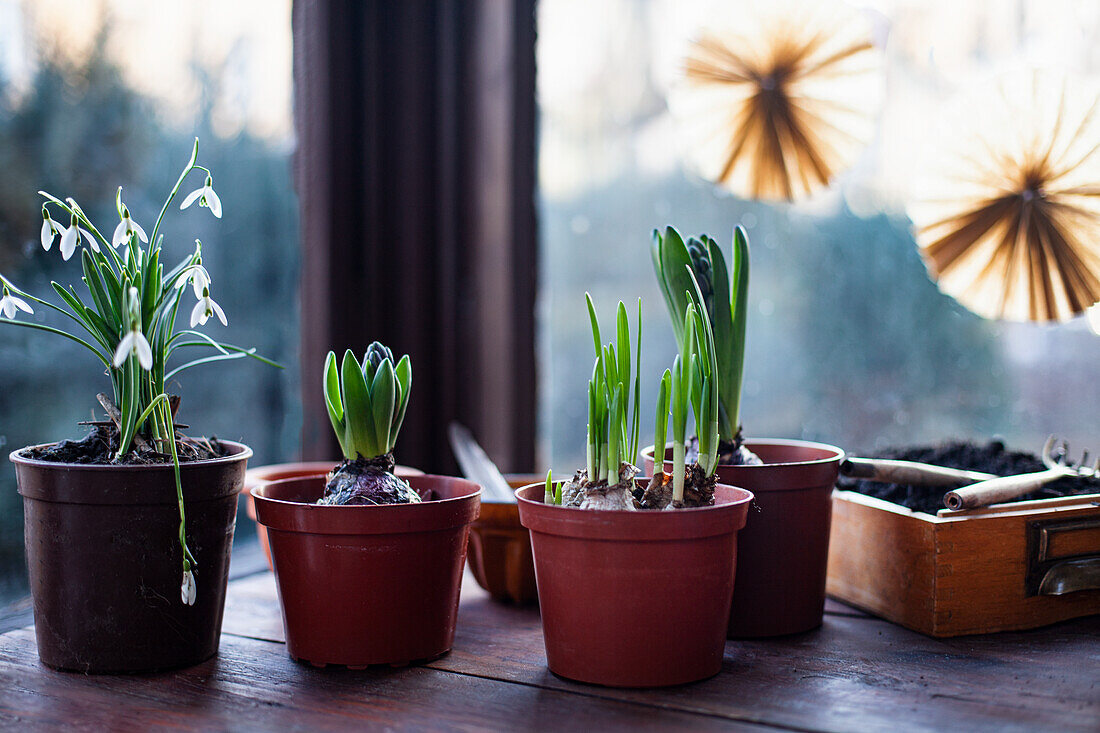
[190,289,227,327]
[176,263,212,300]
[111,210,149,249]
[59,214,98,260]
[0,288,33,320]
[181,569,197,606]
[40,211,64,251]
[180,175,222,218]
[113,328,154,370]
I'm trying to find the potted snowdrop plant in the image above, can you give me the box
[3,139,275,673]
[517,290,753,688]
[643,225,844,638]
[252,343,481,667]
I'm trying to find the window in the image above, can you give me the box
[536,0,1099,470]
[0,2,299,607]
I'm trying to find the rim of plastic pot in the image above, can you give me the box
[253,474,481,535]
[242,461,425,492]
[11,440,252,504]
[642,438,844,467]
[515,481,753,541]
[642,439,844,492]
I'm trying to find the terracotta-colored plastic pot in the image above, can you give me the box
[11,441,252,673]
[252,474,480,667]
[465,475,540,605]
[644,439,844,638]
[516,480,753,687]
[242,461,423,570]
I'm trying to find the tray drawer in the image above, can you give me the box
[827,491,1100,637]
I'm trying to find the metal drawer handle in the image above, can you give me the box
[1038,557,1100,596]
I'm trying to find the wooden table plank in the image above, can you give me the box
[4,569,1098,732]
[0,627,769,732]
[221,572,1100,733]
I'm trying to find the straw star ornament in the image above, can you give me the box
[674,0,881,201]
[910,71,1100,323]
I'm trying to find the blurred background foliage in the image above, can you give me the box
[0,10,300,605]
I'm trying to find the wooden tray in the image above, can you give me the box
[827,490,1100,637]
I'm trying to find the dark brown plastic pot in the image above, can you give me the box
[242,461,423,570]
[252,474,480,667]
[643,439,844,638]
[516,480,753,687]
[10,441,252,673]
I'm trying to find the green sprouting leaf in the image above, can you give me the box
[607,382,622,475]
[688,352,701,425]
[544,469,554,505]
[616,301,630,391]
[392,354,412,436]
[586,378,597,478]
[657,226,695,349]
[371,358,396,454]
[604,343,618,394]
[323,350,345,424]
[341,349,375,459]
[725,225,751,434]
[670,355,687,442]
[585,292,602,359]
[653,368,670,470]
[629,298,642,463]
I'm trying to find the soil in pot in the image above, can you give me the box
[839,440,1100,515]
[12,437,251,673]
[25,423,228,464]
[253,474,480,667]
[518,480,754,688]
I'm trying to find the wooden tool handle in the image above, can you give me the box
[841,458,997,487]
[943,468,1062,510]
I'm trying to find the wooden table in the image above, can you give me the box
[1,569,1097,731]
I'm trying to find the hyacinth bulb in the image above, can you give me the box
[910,71,1100,323]
[673,0,881,201]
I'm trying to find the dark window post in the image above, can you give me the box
[293,0,538,473]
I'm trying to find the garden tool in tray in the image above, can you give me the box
[841,436,1098,511]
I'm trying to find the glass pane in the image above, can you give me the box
[0,3,299,606]
[537,0,1099,472]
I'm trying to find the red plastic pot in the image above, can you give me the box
[644,439,843,638]
[11,441,252,673]
[242,461,423,570]
[516,480,753,687]
[252,474,480,667]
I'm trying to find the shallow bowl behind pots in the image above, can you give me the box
[465,475,541,605]
[252,474,480,667]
